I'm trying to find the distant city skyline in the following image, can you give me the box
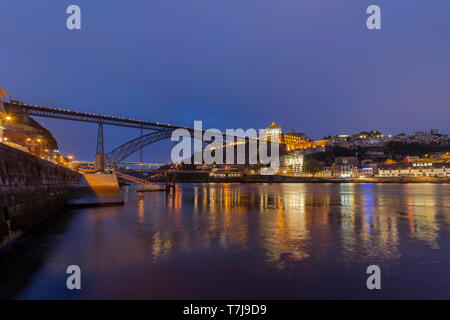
[1,0,449,162]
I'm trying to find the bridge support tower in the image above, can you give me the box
[95,121,105,171]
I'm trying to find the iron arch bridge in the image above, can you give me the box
[105,129,174,165]
[4,101,248,166]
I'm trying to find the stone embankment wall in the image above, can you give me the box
[0,143,81,246]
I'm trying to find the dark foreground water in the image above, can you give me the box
[1,183,449,299]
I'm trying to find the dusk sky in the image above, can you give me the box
[1,0,449,162]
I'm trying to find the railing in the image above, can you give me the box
[115,171,150,185]
[5,102,187,131]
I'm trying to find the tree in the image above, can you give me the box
[303,159,323,176]
[370,130,382,137]
[385,158,397,164]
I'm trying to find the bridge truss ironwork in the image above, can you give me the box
[105,130,174,165]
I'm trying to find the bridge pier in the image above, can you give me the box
[139,126,144,164]
[94,153,105,171]
[165,172,176,192]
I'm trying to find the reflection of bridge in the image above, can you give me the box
[4,101,209,170]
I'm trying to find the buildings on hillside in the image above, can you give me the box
[328,129,449,148]
[267,124,449,178]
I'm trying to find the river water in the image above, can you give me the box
[1,183,449,299]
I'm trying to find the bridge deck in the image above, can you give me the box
[5,102,186,131]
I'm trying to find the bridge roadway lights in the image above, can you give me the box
[95,153,105,171]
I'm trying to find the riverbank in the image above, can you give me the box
[0,143,81,247]
[159,171,450,184]
[66,173,124,208]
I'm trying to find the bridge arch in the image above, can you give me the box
[106,130,174,165]
[105,129,227,165]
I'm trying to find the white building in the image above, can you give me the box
[378,163,450,178]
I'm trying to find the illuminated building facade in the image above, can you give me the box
[378,163,450,177]
[280,150,304,174]
[333,157,359,178]
[264,123,329,151]
[263,123,283,143]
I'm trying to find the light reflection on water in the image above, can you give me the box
[149,183,447,267]
[2,183,449,299]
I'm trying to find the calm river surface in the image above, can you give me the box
[1,183,449,299]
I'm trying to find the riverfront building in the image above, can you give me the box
[280,150,304,174]
[333,157,360,178]
[377,162,450,178]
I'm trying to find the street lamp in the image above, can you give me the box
[0,113,12,143]
[33,138,43,156]
[0,88,10,142]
